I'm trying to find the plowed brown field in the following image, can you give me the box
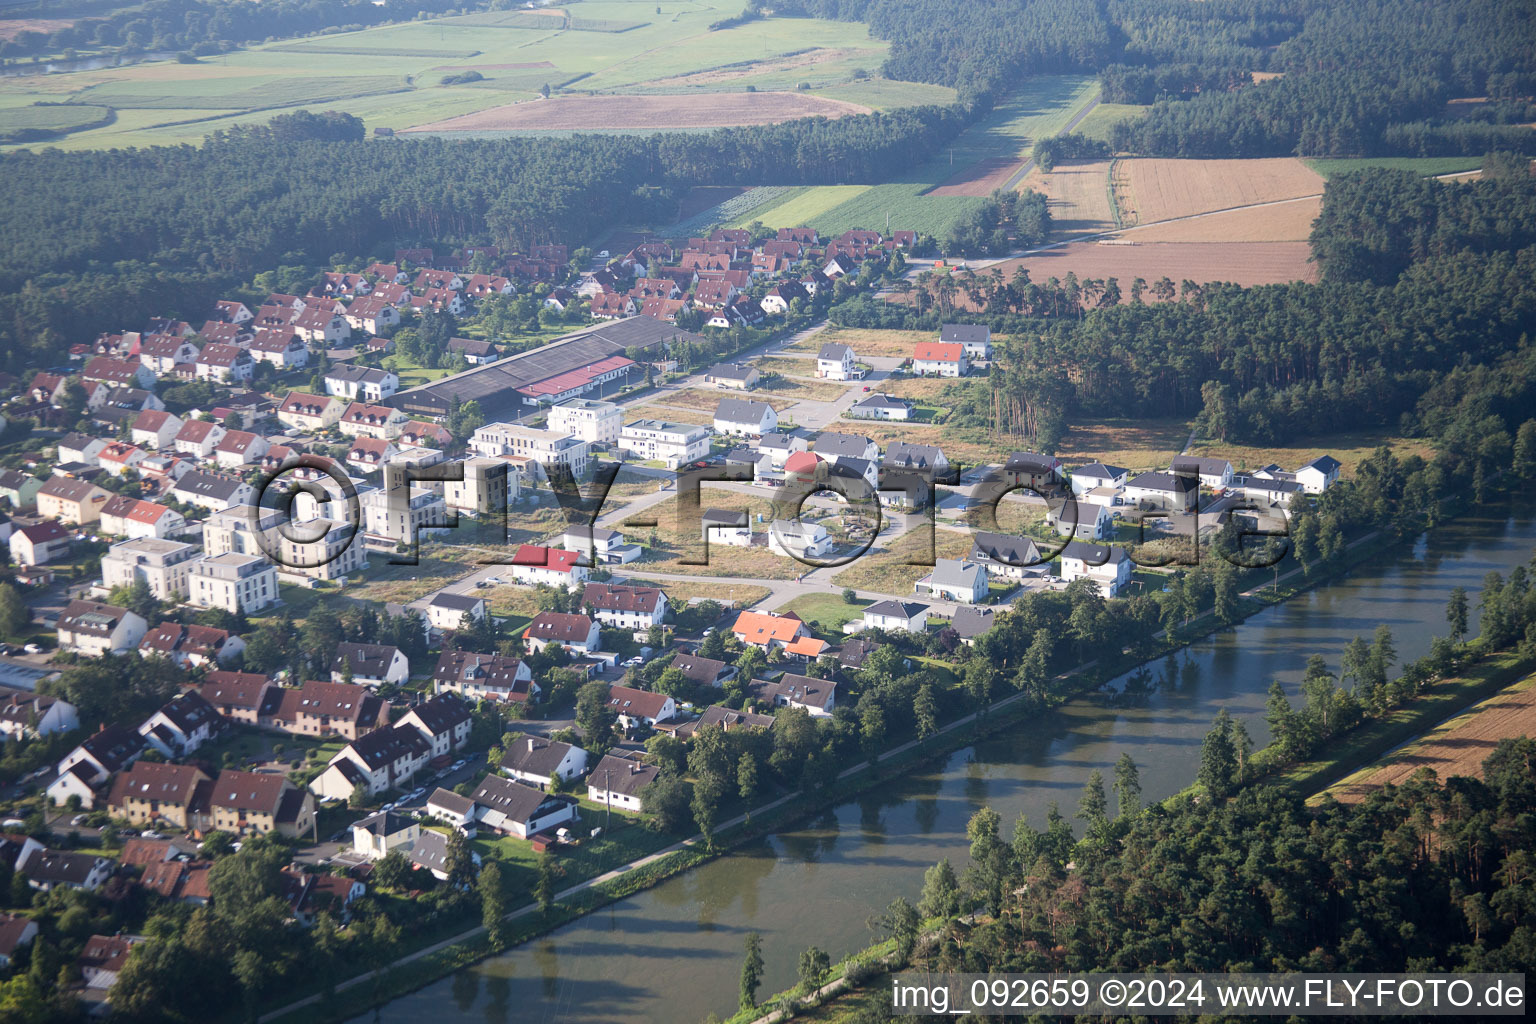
[1118,157,1324,225]
[405,92,870,131]
[1330,681,1536,804]
[1128,195,1321,242]
[1015,159,1116,234]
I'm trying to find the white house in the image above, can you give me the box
[522,612,601,654]
[1057,540,1133,597]
[508,544,590,589]
[813,431,879,466]
[556,525,643,565]
[1070,463,1129,495]
[582,583,667,629]
[57,600,148,657]
[1124,471,1198,512]
[426,593,486,633]
[396,693,473,760]
[136,691,223,758]
[767,518,832,560]
[757,432,808,466]
[702,507,752,548]
[324,364,399,403]
[1170,456,1234,490]
[0,687,78,741]
[847,394,913,421]
[172,419,225,458]
[748,673,836,717]
[433,651,537,704]
[939,324,992,361]
[330,642,410,687]
[914,559,988,604]
[101,537,201,601]
[816,342,858,380]
[470,775,578,838]
[10,521,70,567]
[1294,455,1341,494]
[350,810,420,861]
[311,724,432,800]
[501,736,589,789]
[1046,496,1116,541]
[912,341,968,377]
[586,754,658,812]
[713,397,777,437]
[129,409,182,449]
[619,418,710,469]
[861,600,930,634]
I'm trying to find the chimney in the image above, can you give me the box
[630,763,640,775]
[528,738,536,752]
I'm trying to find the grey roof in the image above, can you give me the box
[391,318,700,419]
[969,532,1043,568]
[865,600,928,620]
[326,363,391,385]
[749,673,835,711]
[817,342,853,361]
[501,737,584,779]
[851,394,910,411]
[588,753,658,798]
[927,558,984,589]
[470,774,564,823]
[837,638,881,668]
[950,605,996,640]
[1170,456,1231,476]
[1074,462,1127,480]
[707,362,756,381]
[1246,477,1303,493]
[347,725,430,770]
[757,432,801,451]
[813,432,873,459]
[331,642,402,678]
[939,324,990,344]
[23,850,108,885]
[1004,451,1058,473]
[686,705,774,734]
[884,442,945,470]
[1128,471,1198,493]
[1302,455,1341,473]
[353,809,416,838]
[430,592,484,612]
[175,470,245,500]
[426,787,474,817]
[409,830,451,872]
[671,652,730,686]
[701,507,748,527]
[715,397,774,424]
[1060,540,1130,565]
[833,456,875,479]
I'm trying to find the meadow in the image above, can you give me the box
[0,4,907,151]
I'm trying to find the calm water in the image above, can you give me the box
[362,503,1536,1024]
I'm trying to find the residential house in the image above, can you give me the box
[338,401,408,439]
[198,671,280,726]
[713,397,777,437]
[27,852,114,892]
[138,333,199,374]
[0,469,43,509]
[586,753,658,812]
[912,342,968,377]
[701,507,752,548]
[816,342,858,380]
[748,673,836,717]
[137,622,243,668]
[501,737,589,789]
[884,441,949,476]
[1170,456,1234,490]
[171,470,254,510]
[0,914,39,969]
[605,685,676,730]
[277,391,344,431]
[446,337,497,364]
[951,605,998,646]
[556,525,642,566]
[107,762,211,830]
[1046,495,1115,541]
[49,724,147,806]
[757,432,808,466]
[1124,471,1199,512]
[1295,455,1341,494]
[767,518,832,560]
[98,496,185,540]
[341,297,400,335]
[330,642,409,687]
[311,725,431,800]
[425,788,476,831]
[582,582,667,629]
[269,679,388,740]
[1070,463,1129,495]
[0,687,78,741]
[704,362,759,390]
[915,558,989,603]
[84,355,155,389]
[396,693,473,760]
[137,690,224,758]
[213,429,269,469]
[1241,475,1305,507]
[347,436,398,475]
[676,705,773,738]
[939,324,992,361]
[507,544,589,589]
[847,393,912,421]
[862,600,930,634]
[548,398,622,445]
[427,592,486,634]
[731,610,818,654]
[1057,540,1133,597]
[211,769,316,839]
[325,364,399,403]
[433,650,537,703]
[172,419,225,458]
[248,328,311,368]
[1002,451,1063,490]
[350,810,420,861]
[670,652,736,689]
[813,431,879,466]
[468,775,577,838]
[36,476,111,524]
[407,829,480,881]
[58,600,148,656]
[194,343,253,383]
[967,531,1047,580]
[95,441,147,477]
[130,409,182,449]
[523,612,600,654]
[186,552,279,613]
[9,521,71,566]
[619,418,709,468]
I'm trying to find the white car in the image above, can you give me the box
[141,830,166,840]
[22,644,42,654]
[451,759,466,770]
[71,814,88,826]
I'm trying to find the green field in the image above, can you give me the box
[733,76,1099,238]
[1072,101,1147,145]
[0,4,907,151]
[1304,156,1484,178]
[0,102,111,134]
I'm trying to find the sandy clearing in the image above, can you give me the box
[1015,158,1116,235]
[1329,681,1536,804]
[403,91,870,131]
[1127,194,1321,242]
[1118,157,1325,226]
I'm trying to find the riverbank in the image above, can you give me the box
[263,489,1520,1024]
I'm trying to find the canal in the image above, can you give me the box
[361,501,1536,1024]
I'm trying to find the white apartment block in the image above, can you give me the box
[470,422,590,480]
[100,538,202,601]
[362,486,449,546]
[187,552,279,613]
[618,419,710,469]
[548,398,622,446]
[278,518,367,580]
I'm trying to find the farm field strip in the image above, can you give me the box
[1126,194,1321,243]
[1014,158,1117,235]
[1324,674,1536,804]
[1116,157,1325,226]
[972,239,1319,293]
[401,91,871,132]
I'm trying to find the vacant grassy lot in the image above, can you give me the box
[790,327,931,358]
[779,592,872,635]
[758,376,850,404]
[1186,431,1436,477]
[650,579,771,609]
[630,400,716,427]
[1304,156,1483,178]
[1071,101,1148,145]
[625,490,804,580]
[655,388,797,413]
[830,523,973,593]
[1054,416,1192,472]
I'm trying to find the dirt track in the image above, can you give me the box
[404,92,870,132]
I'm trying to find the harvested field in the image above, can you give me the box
[629,401,715,427]
[1328,677,1536,804]
[0,18,72,41]
[1054,417,1191,472]
[1015,159,1116,235]
[1117,157,1323,226]
[979,240,1318,293]
[929,157,1021,198]
[1127,194,1321,243]
[404,91,870,132]
[652,47,869,88]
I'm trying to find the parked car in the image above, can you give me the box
[141,829,166,840]
[71,814,88,826]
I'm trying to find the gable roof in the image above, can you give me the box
[211,769,289,813]
[914,342,963,362]
[501,736,583,778]
[605,684,672,721]
[812,432,874,459]
[587,753,658,798]
[108,761,207,810]
[865,600,928,620]
[731,610,806,644]
[470,774,559,823]
[670,652,730,687]
[582,582,663,613]
[714,397,774,424]
[524,612,596,646]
